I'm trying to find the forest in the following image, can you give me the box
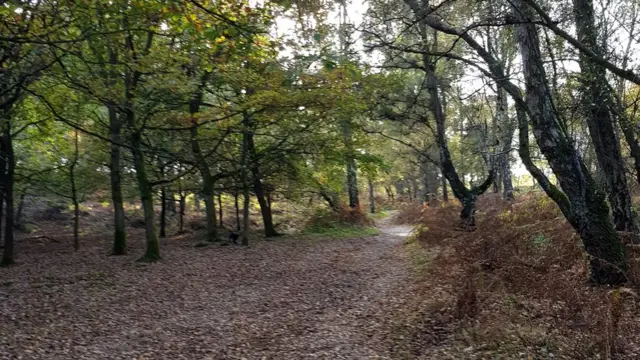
[2,0,640,358]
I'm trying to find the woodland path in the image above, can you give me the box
[0,216,414,359]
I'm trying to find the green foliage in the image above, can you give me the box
[302,222,379,239]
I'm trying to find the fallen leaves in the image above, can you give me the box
[0,220,414,359]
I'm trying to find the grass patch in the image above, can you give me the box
[302,221,378,239]
[368,209,391,220]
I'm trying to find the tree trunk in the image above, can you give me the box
[573,0,637,235]
[241,124,250,246]
[234,189,241,231]
[168,192,176,214]
[217,193,222,228]
[70,129,80,251]
[130,132,160,262]
[194,193,201,211]
[202,193,217,240]
[159,187,167,238]
[109,107,126,255]
[342,120,360,209]
[189,75,218,242]
[409,13,494,225]
[1,122,15,266]
[460,195,477,228]
[246,115,279,237]
[385,185,395,203]
[513,0,626,284]
[179,192,185,233]
[368,178,376,214]
[497,87,515,201]
[14,191,23,230]
[619,113,640,186]
[441,173,448,202]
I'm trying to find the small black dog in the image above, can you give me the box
[228,229,240,245]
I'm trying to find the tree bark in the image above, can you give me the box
[70,129,80,251]
[108,107,126,255]
[1,121,15,266]
[234,189,241,231]
[189,73,218,242]
[14,191,24,230]
[573,0,637,235]
[441,172,448,202]
[246,114,279,237]
[368,178,376,213]
[241,122,250,246]
[513,0,626,284]
[411,9,495,227]
[178,190,185,233]
[159,187,167,238]
[497,88,515,201]
[218,193,223,228]
[342,119,360,208]
[130,131,160,261]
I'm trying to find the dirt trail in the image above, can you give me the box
[0,216,414,359]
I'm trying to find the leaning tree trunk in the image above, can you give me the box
[513,0,626,284]
[573,0,637,235]
[416,23,494,227]
[108,107,127,255]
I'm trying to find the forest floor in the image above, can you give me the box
[0,214,418,359]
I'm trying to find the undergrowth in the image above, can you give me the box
[302,206,378,239]
[395,193,640,359]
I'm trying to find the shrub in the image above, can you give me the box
[400,193,640,359]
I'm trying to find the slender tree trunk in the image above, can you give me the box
[130,131,160,261]
[1,122,15,266]
[108,107,126,255]
[168,192,176,214]
[218,193,223,228]
[342,119,360,209]
[385,185,395,203]
[159,187,167,238]
[234,189,241,231]
[70,130,80,251]
[411,178,419,202]
[179,192,185,233]
[194,193,201,211]
[497,88,515,201]
[266,189,273,210]
[189,75,218,242]
[246,115,279,237]
[14,192,23,230]
[368,178,376,213]
[441,173,448,202]
[241,125,250,246]
[412,16,494,226]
